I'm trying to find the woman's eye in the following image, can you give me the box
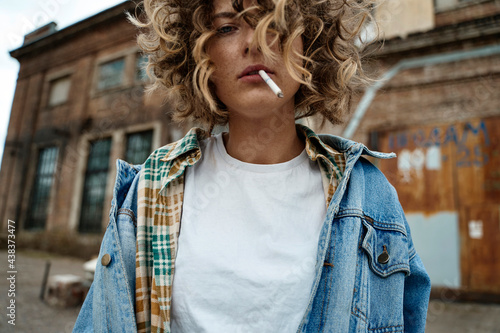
[217,25,236,35]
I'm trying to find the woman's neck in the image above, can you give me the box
[222,108,305,164]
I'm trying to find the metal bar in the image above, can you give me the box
[40,261,51,301]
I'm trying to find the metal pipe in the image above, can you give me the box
[342,44,500,139]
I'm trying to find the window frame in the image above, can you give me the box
[96,57,126,92]
[91,47,141,97]
[42,68,74,111]
[69,122,162,233]
[25,146,59,230]
[78,137,113,234]
[125,129,154,165]
[47,75,72,107]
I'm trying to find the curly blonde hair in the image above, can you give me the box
[130,0,376,129]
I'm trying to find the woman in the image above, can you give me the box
[74,0,431,332]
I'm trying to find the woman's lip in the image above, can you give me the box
[239,73,268,83]
[239,65,274,78]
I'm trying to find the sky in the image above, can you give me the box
[0,0,126,170]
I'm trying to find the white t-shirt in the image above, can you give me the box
[171,133,327,333]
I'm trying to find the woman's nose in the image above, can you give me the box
[243,26,260,55]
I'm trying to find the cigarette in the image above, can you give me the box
[258,70,284,98]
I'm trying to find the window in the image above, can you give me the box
[26,147,58,230]
[126,130,153,164]
[48,76,71,106]
[97,58,125,91]
[79,139,112,233]
[136,54,149,82]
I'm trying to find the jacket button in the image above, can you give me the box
[101,254,112,266]
[378,245,390,264]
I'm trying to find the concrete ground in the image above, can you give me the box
[1,249,499,332]
[426,300,500,333]
[0,249,86,333]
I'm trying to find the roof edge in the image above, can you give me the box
[373,13,500,56]
[10,1,135,60]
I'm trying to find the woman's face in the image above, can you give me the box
[207,0,303,120]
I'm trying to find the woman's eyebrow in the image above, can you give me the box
[212,11,237,20]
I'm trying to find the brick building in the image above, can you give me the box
[1,0,499,298]
[0,1,186,256]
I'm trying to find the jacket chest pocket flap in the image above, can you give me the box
[361,218,411,278]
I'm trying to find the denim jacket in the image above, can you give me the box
[74,133,431,333]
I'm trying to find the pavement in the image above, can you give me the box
[1,250,86,333]
[426,300,500,333]
[1,249,500,332]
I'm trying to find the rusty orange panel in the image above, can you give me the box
[376,117,499,213]
[453,118,500,206]
[460,204,500,293]
[377,125,456,213]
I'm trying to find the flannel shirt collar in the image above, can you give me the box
[160,127,209,162]
[297,124,343,159]
[297,124,344,181]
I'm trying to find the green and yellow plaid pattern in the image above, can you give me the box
[135,125,345,332]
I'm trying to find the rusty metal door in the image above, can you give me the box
[375,116,500,294]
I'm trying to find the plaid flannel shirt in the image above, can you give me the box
[135,124,346,332]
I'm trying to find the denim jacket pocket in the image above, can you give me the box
[361,218,411,278]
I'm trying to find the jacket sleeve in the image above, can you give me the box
[73,203,138,333]
[403,233,431,332]
[73,161,141,332]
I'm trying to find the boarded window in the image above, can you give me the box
[97,58,125,91]
[79,138,112,233]
[126,130,153,164]
[48,76,71,107]
[136,54,149,82]
[26,147,58,230]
